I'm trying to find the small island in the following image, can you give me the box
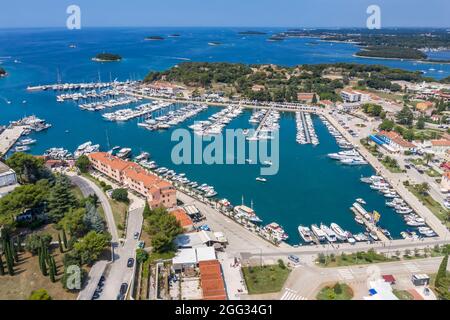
[168,34,181,38]
[208,41,222,46]
[267,35,285,42]
[0,67,7,77]
[145,36,164,41]
[238,31,267,35]
[92,53,122,62]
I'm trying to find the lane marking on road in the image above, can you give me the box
[280,288,307,300]
[338,268,354,280]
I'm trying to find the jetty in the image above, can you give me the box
[350,203,389,242]
[300,112,311,143]
[0,126,26,157]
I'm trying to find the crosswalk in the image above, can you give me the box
[403,262,420,273]
[280,288,307,300]
[338,268,354,280]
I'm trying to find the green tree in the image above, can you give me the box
[58,207,87,238]
[5,152,50,184]
[396,106,414,126]
[136,248,149,264]
[28,289,52,300]
[57,233,64,253]
[62,229,68,249]
[424,153,434,165]
[416,117,426,130]
[83,203,105,233]
[25,233,52,255]
[47,175,77,222]
[143,201,151,218]
[379,119,395,131]
[416,182,430,196]
[73,231,111,265]
[111,188,129,203]
[435,254,448,288]
[0,253,4,275]
[75,155,90,173]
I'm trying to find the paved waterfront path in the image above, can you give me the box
[0,126,25,156]
[322,111,450,240]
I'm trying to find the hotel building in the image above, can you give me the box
[88,152,176,208]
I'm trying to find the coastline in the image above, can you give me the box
[91,58,121,62]
[352,54,450,65]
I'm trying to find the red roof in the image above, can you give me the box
[199,260,227,300]
[382,275,396,284]
[170,208,193,228]
[379,131,416,148]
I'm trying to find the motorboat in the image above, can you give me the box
[330,223,348,241]
[320,224,337,243]
[298,225,314,243]
[256,177,267,182]
[356,198,366,205]
[354,216,364,225]
[311,224,326,242]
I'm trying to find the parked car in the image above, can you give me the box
[120,283,128,295]
[133,232,140,240]
[288,255,300,264]
[127,258,134,268]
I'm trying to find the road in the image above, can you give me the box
[69,174,119,242]
[99,206,144,300]
[274,256,449,300]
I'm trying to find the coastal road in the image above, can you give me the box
[273,256,449,300]
[99,206,144,300]
[69,174,119,242]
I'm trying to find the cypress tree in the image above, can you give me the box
[0,253,5,276]
[5,245,14,276]
[49,259,55,282]
[62,229,68,249]
[52,257,57,276]
[41,257,48,276]
[57,234,64,253]
[435,254,449,287]
[10,240,18,263]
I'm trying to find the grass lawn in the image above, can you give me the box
[393,289,414,300]
[316,283,353,300]
[426,168,442,178]
[149,251,176,263]
[381,160,403,173]
[0,249,77,300]
[242,265,291,295]
[317,251,396,267]
[406,185,450,228]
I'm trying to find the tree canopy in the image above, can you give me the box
[6,152,50,184]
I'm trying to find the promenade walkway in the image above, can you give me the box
[0,126,25,157]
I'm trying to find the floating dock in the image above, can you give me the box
[350,203,389,242]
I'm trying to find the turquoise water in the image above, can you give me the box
[1,28,449,244]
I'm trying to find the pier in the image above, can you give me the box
[350,205,389,242]
[300,112,311,143]
[0,126,25,157]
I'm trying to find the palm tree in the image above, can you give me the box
[416,182,430,196]
[424,152,434,165]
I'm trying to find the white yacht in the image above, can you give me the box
[298,225,314,243]
[311,224,326,242]
[330,223,347,241]
[256,177,267,182]
[320,224,337,242]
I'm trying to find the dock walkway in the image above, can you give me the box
[0,126,25,157]
[350,207,389,242]
[300,112,311,143]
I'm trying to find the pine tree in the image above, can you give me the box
[0,253,5,276]
[83,202,105,233]
[62,229,68,249]
[57,233,64,253]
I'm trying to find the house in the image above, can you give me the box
[376,131,416,153]
[440,172,450,192]
[199,260,227,300]
[340,89,370,103]
[416,101,434,115]
[0,161,17,188]
[297,92,316,103]
[88,152,176,208]
[172,247,217,272]
[251,84,265,92]
[170,208,194,231]
[430,139,450,154]
[174,230,227,248]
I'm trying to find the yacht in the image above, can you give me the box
[354,216,364,225]
[418,227,436,237]
[327,149,360,160]
[19,138,36,145]
[311,224,326,242]
[135,152,150,161]
[340,157,368,166]
[369,231,379,241]
[233,205,263,223]
[298,225,314,243]
[320,224,337,242]
[330,223,348,241]
[264,222,289,242]
[356,198,366,205]
[117,148,132,159]
[256,177,267,182]
[14,145,30,152]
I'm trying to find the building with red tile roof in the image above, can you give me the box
[378,130,416,152]
[88,152,176,208]
[199,260,227,300]
[170,208,194,231]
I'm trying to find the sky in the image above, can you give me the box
[0,0,449,29]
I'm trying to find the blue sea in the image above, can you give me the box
[1,27,449,244]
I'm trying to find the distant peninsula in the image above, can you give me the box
[92,53,122,62]
[238,31,267,35]
[355,46,427,60]
[145,36,164,41]
[0,67,7,77]
[267,35,285,42]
